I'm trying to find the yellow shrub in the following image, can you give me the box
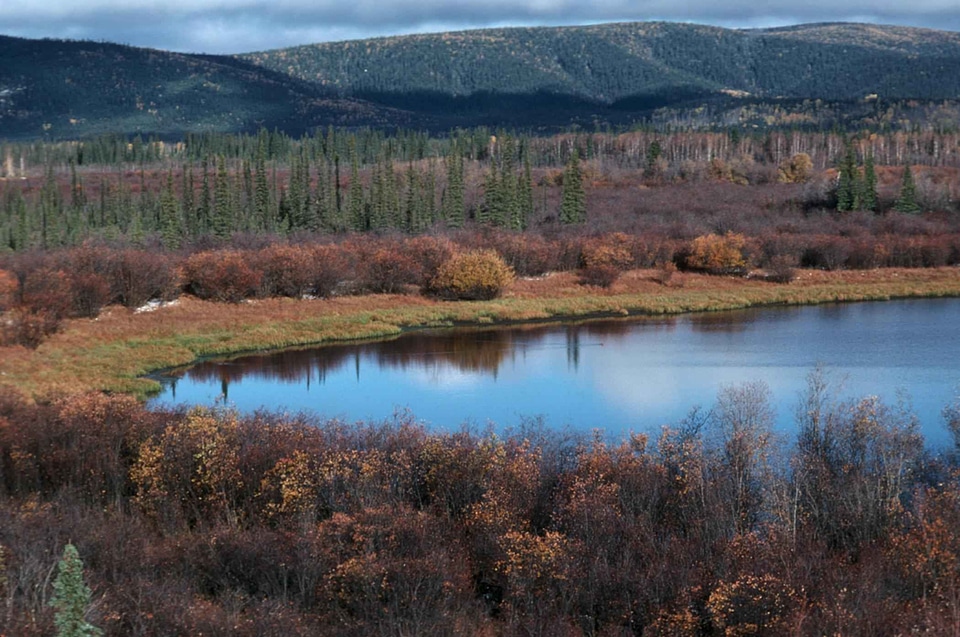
[582,233,635,270]
[427,250,514,300]
[777,153,813,183]
[684,233,749,274]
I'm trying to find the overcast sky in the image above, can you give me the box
[2,0,960,54]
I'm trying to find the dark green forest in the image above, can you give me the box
[244,22,960,101]
[7,22,960,138]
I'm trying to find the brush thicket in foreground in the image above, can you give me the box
[1,373,959,635]
[2,267,959,399]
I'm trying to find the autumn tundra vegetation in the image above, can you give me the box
[2,375,960,635]
[2,126,960,634]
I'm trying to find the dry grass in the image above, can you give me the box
[3,267,959,400]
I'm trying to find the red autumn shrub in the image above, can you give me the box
[0,307,60,348]
[577,264,620,288]
[0,269,15,312]
[21,266,74,318]
[181,250,262,303]
[68,270,113,318]
[763,255,798,283]
[309,244,348,298]
[256,244,317,298]
[401,236,456,285]
[801,235,850,270]
[113,250,180,308]
[475,231,560,276]
[358,248,422,294]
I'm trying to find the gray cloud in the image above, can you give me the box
[2,0,960,53]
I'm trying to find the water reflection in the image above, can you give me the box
[174,318,661,389]
[153,299,960,445]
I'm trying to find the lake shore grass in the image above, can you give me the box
[3,266,959,400]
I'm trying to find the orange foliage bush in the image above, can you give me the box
[581,233,635,271]
[0,269,15,311]
[683,232,750,275]
[427,250,514,300]
[707,573,796,636]
[181,250,262,303]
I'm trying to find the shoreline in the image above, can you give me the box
[3,267,960,400]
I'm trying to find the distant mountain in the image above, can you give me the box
[5,22,960,139]
[240,22,960,122]
[0,36,421,140]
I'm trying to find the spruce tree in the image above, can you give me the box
[895,164,921,214]
[50,544,102,637]
[499,135,518,226]
[159,172,182,249]
[862,152,879,212]
[836,144,860,212]
[182,165,196,237]
[212,155,232,239]
[516,155,534,230]
[443,151,465,229]
[479,160,500,226]
[348,148,365,231]
[645,139,662,178]
[199,159,212,235]
[560,150,586,224]
[254,138,271,233]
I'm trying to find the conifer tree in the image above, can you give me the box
[254,138,271,232]
[479,160,500,226]
[182,165,196,237]
[159,172,182,249]
[199,159,212,235]
[499,135,518,226]
[645,139,662,178]
[836,144,861,212]
[560,150,586,224]
[895,164,921,214]
[443,150,465,228]
[516,154,534,230]
[50,544,102,637]
[862,152,879,212]
[212,155,232,239]
[348,145,365,231]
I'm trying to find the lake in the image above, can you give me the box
[152,298,960,445]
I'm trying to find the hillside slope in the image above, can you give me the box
[4,22,960,139]
[241,22,960,109]
[0,36,420,139]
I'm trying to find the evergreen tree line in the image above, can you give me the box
[0,131,589,251]
[5,124,960,251]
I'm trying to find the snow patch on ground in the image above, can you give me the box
[134,299,180,314]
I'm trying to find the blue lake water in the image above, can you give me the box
[151,298,960,446]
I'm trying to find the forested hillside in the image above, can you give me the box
[0,36,418,140]
[6,22,960,138]
[242,22,960,110]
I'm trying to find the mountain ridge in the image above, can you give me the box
[4,21,960,139]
